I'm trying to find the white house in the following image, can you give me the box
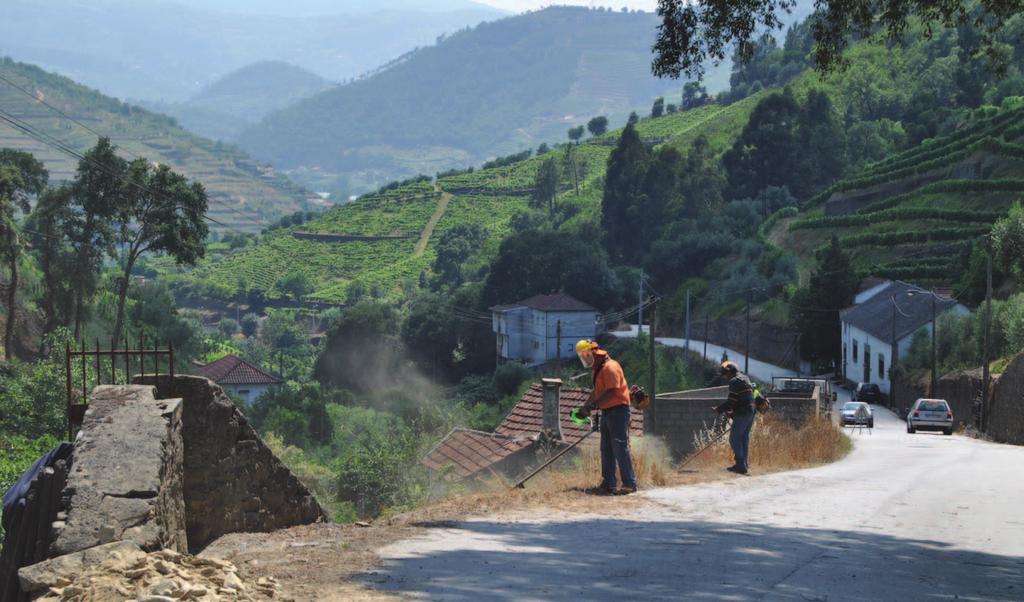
[839,280,968,394]
[192,354,283,405]
[490,293,601,367]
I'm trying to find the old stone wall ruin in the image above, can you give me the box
[133,375,324,549]
[50,385,187,557]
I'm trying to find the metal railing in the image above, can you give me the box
[64,337,174,440]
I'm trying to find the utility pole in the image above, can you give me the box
[703,315,709,360]
[648,300,657,432]
[981,237,993,431]
[638,269,644,335]
[684,288,690,350]
[744,289,752,374]
[930,290,938,396]
[556,319,562,371]
[890,298,898,411]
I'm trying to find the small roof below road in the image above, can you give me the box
[191,354,282,386]
[490,292,597,313]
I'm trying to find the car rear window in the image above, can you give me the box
[919,401,948,412]
[864,384,879,393]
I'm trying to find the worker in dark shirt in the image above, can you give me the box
[713,361,756,474]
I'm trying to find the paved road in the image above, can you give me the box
[617,325,800,385]
[368,371,1023,600]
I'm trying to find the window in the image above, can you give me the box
[238,389,250,396]
[878,355,885,380]
[853,340,858,362]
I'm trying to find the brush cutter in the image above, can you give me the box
[511,409,600,489]
[676,416,732,470]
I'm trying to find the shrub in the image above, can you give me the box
[240,313,260,337]
[493,362,531,397]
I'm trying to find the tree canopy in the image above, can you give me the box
[652,0,1024,80]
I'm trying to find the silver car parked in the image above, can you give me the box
[840,401,874,428]
[907,398,954,435]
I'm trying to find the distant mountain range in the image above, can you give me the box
[236,6,732,193]
[143,62,336,143]
[0,57,308,231]
[0,0,505,101]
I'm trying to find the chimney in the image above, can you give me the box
[541,378,563,440]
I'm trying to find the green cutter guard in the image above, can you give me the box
[570,407,588,425]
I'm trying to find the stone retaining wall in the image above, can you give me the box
[647,391,728,458]
[50,386,186,557]
[134,375,325,549]
[989,354,1024,445]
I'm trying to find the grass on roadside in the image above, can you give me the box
[690,413,852,471]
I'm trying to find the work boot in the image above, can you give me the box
[726,465,747,475]
[616,485,638,495]
[585,484,617,496]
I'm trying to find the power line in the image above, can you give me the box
[0,73,270,228]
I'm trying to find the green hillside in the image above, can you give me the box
[0,57,308,231]
[770,103,1024,284]
[145,61,335,142]
[188,98,762,303]
[237,6,731,194]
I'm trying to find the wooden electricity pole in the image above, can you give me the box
[981,237,993,431]
[648,300,657,432]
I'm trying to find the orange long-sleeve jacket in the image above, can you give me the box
[591,349,631,411]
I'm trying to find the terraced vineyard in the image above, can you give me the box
[189,96,761,303]
[771,105,1024,283]
[0,58,306,231]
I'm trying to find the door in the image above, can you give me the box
[863,343,871,383]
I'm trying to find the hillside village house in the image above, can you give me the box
[839,280,968,395]
[490,292,601,367]
[191,354,283,405]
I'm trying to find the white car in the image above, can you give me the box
[907,398,954,435]
[840,401,873,428]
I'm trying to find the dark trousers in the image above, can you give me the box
[729,412,755,471]
[600,405,637,489]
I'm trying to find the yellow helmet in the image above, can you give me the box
[721,360,739,373]
[575,339,598,354]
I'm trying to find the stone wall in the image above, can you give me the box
[50,386,186,557]
[646,395,726,458]
[702,318,801,371]
[134,375,325,549]
[989,353,1024,445]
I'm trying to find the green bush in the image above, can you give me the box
[492,362,531,397]
[1,434,61,539]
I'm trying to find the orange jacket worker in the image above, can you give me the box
[576,340,637,495]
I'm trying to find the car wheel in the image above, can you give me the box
[869,419,874,428]
[944,428,953,435]
[907,424,916,434]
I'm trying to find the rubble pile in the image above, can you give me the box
[20,544,280,602]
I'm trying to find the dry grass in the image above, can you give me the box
[689,413,852,471]
[205,418,850,601]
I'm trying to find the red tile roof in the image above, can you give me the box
[490,292,597,313]
[495,383,643,444]
[421,428,535,479]
[191,354,283,386]
[421,383,644,479]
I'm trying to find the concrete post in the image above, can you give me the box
[541,378,563,440]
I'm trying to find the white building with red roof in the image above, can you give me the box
[191,354,283,405]
[490,292,601,368]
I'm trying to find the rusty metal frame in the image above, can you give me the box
[64,338,174,440]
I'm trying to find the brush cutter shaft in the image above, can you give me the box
[512,429,597,489]
[677,419,732,469]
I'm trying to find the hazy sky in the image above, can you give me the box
[477,1,657,11]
